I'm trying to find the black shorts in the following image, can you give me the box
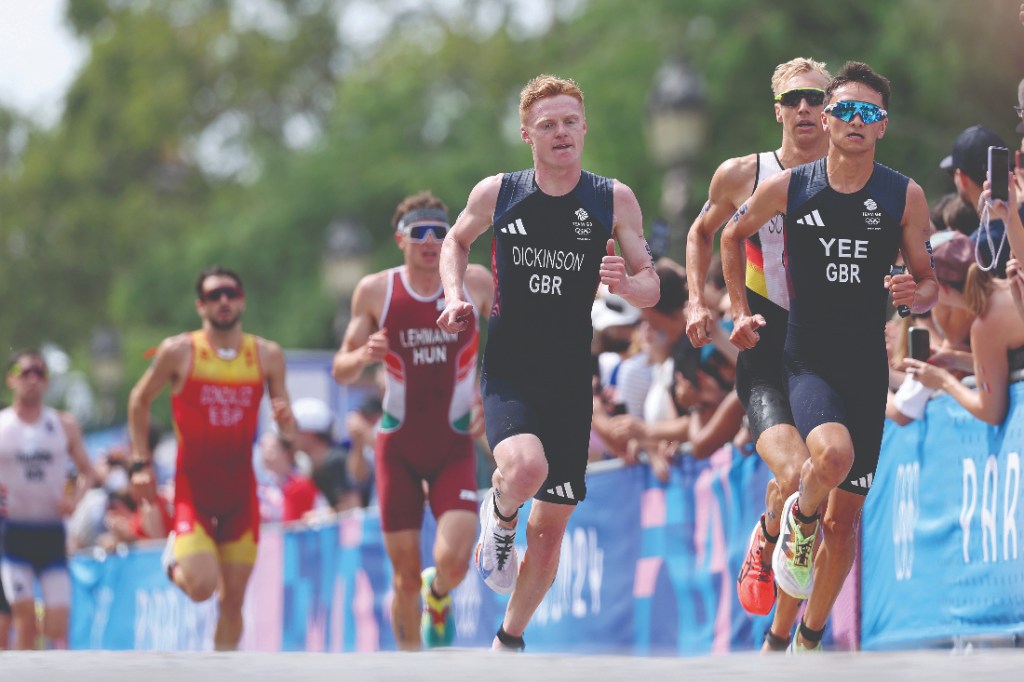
[736,291,795,444]
[482,368,592,505]
[784,332,888,496]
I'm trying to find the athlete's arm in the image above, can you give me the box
[127,335,187,463]
[608,181,659,309]
[332,272,387,385]
[61,411,99,512]
[685,155,755,347]
[894,181,938,315]
[260,339,296,444]
[721,171,791,350]
[438,175,500,334]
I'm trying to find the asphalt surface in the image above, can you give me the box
[2,648,1023,681]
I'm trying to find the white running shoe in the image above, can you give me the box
[772,492,818,600]
[475,488,519,595]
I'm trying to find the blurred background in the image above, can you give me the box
[1,0,1022,431]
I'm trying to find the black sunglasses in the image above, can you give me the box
[201,286,244,302]
[12,364,48,379]
[775,87,826,107]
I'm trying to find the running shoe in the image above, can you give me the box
[736,516,776,615]
[161,531,177,582]
[771,492,817,600]
[475,488,519,595]
[787,637,823,654]
[420,566,455,648]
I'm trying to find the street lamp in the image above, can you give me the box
[646,56,708,257]
[323,218,372,338]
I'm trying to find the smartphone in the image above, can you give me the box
[908,326,930,362]
[988,146,1009,202]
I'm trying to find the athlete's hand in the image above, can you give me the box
[599,239,628,293]
[685,300,714,348]
[361,328,390,363]
[437,300,473,334]
[729,313,766,350]
[886,271,916,312]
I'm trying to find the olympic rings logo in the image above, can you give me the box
[892,462,920,581]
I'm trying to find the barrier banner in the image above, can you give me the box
[71,445,846,653]
[861,385,1024,649]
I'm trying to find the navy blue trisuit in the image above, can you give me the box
[483,169,613,505]
[783,157,909,496]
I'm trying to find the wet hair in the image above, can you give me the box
[519,74,585,124]
[195,266,243,299]
[826,61,890,108]
[392,191,448,230]
[770,57,831,96]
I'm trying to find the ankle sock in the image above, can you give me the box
[496,626,525,651]
[792,499,820,525]
[764,628,791,651]
[760,514,780,544]
[799,619,825,644]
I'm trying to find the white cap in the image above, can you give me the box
[292,397,334,434]
[591,289,641,331]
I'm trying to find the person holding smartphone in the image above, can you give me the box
[721,62,938,653]
[684,56,832,650]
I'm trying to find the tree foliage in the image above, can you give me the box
[2,0,1022,424]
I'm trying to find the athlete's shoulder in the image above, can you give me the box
[156,332,195,359]
[715,152,760,186]
[253,335,285,361]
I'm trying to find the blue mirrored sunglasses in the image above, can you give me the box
[824,100,888,124]
[402,223,448,242]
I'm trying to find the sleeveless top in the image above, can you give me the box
[486,169,613,378]
[171,331,264,509]
[745,151,790,310]
[785,158,909,337]
[378,267,479,435]
[0,406,70,523]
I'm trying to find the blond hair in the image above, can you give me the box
[771,57,831,96]
[963,263,996,317]
[519,74,585,124]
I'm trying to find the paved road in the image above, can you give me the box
[2,649,1023,681]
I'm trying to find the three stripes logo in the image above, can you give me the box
[500,218,527,235]
[546,481,575,500]
[795,209,825,227]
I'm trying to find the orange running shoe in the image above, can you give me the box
[737,516,776,615]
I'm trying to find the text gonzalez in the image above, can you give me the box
[512,245,586,296]
[819,237,868,283]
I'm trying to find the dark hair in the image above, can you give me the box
[392,191,448,230]
[942,194,979,235]
[6,349,44,374]
[826,61,890,108]
[195,266,243,299]
[652,265,687,315]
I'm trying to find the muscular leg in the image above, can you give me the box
[491,433,549,519]
[214,561,254,651]
[796,423,855,533]
[41,605,69,649]
[174,551,220,603]
[431,509,477,595]
[9,599,37,650]
[798,488,864,647]
[499,500,575,639]
[382,529,422,650]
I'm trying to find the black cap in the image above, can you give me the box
[939,125,1007,187]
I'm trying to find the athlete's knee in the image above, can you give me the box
[810,441,854,488]
[434,551,470,587]
[391,564,423,598]
[180,569,218,602]
[495,441,548,498]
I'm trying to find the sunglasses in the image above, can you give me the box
[401,224,448,243]
[775,87,826,107]
[824,100,888,124]
[11,364,48,380]
[201,286,244,302]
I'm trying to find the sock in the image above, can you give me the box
[760,514,780,544]
[799,619,825,644]
[496,626,525,651]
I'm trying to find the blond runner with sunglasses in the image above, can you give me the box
[332,191,494,650]
[684,57,831,652]
[127,266,297,651]
[722,62,937,653]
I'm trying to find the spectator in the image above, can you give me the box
[97,458,173,552]
[258,431,320,523]
[291,398,365,514]
[343,396,380,507]
[939,125,1018,275]
[906,182,1024,425]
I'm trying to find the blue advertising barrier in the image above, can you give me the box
[861,382,1024,649]
[73,444,823,653]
